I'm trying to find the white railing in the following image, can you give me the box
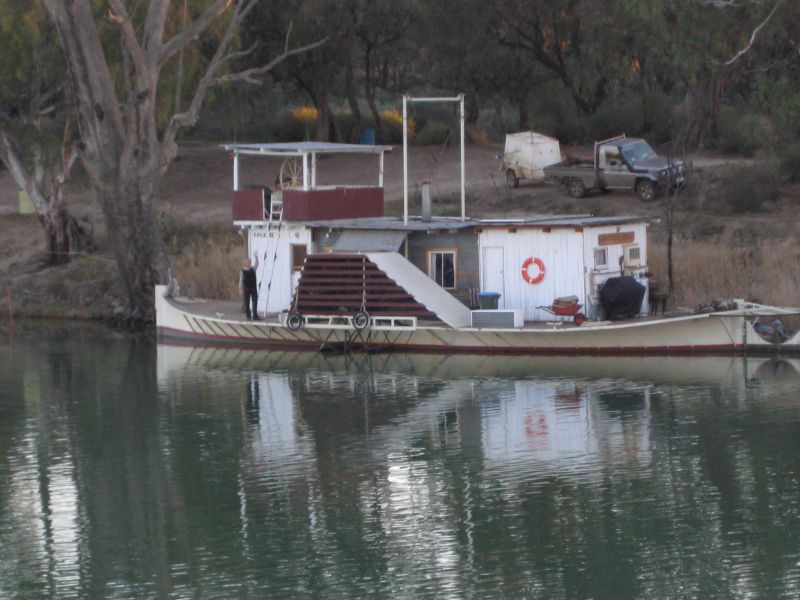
[284,313,418,331]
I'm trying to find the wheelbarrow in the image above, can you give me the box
[537,302,586,326]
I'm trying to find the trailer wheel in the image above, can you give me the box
[573,312,586,326]
[505,169,519,188]
[636,179,656,202]
[567,179,586,198]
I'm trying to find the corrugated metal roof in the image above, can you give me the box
[479,215,652,227]
[304,216,480,231]
[332,230,406,252]
[303,215,650,231]
[222,142,392,155]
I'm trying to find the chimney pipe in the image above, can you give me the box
[421,181,432,222]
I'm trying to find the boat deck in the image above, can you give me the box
[167,296,634,330]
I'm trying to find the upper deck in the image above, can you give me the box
[225,142,393,224]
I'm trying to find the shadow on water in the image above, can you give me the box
[2,324,800,598]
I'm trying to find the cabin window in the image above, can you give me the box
[624,245,641,268]
[291,244,308,271]
[428,250,457,289]
[594,248,608,269]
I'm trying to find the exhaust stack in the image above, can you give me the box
[421,181,432,222]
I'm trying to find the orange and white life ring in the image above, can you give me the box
[521,257,545,284]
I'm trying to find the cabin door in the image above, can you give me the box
[482,246,505,308]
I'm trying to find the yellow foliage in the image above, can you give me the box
[467,129,490,146]
[292,106,319,122]
[381,108,416,139]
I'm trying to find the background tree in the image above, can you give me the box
[40,0,324,319]
[0,2,93,264]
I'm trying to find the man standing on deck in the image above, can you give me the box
[239,255,259,320]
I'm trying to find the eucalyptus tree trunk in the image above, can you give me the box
[344,49,362,143]
[0,127,93,265]
[41,201,94,266]
[42,0,324,320]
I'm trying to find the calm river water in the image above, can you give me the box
[1,324,800,598]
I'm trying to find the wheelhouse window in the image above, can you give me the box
[594,248,608,269]
[428,250,457,289]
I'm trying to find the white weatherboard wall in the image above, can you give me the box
[582,223,649,319]
[479,227,586,321]
[249,224,313,315]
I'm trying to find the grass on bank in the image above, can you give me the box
[169,222,245,301]
[649,239,800,309]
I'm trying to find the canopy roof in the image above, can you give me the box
[223,142,392,156]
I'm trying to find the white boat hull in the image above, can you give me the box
[155,286,800,355]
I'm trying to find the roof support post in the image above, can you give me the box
[233,152,240,191]
[311,152,317,189]
[402,93,467,224]
[459,93,466,222]
[379,150,385,188]
[303,152,309,191]
[403,96,409,225]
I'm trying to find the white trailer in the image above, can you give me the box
[502,131,561,188]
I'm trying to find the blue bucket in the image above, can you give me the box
[360,129,376,145]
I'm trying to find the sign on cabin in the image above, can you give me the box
[597,231,635,246]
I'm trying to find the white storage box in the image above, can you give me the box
[471,309,524,329]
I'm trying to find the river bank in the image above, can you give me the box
[0,143,798,322]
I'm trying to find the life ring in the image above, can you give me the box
[286,312,303,331]
[521,257,545,284]
[352,310,370,331]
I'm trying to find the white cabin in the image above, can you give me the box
[478,218,649,320]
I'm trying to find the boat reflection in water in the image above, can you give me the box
[157,341,800,495]
[157,347,800,484]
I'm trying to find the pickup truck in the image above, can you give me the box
[542,136,686,202]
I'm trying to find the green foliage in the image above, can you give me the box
[780,143,800,183]
[414,121,452,146]
[586,98,645,141]
[717,164,780,214]
[717,106,772,156]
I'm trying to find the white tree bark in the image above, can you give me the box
[41,0,325,319]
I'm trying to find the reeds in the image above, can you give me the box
[173,236,245,301]
[649,240,800,308]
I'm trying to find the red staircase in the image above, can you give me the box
[292,254,438,320]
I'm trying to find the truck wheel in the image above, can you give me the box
[505,169,519,188]
[636,179,656,202]
[567,179,586,198]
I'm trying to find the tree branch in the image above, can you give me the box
[107,0,149,75]
[723,0,784,66]
[164,8,326,149]
[211,36,328,86]
[160,0,237,66]
[0,125,51,213]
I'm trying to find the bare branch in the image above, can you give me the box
[107,0,149,74]
[723,0,784,66]
[143,0,170,62]
[211,36,329,86]
[160,0,237,66]
[163,2,325,151]
[218,40,260,67]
